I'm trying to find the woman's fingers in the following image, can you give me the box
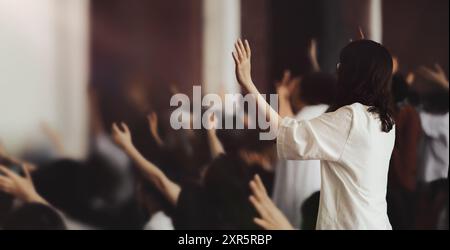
[235,42,244,60]
[282,70,291,85]
[238,39,247,58]
[120,122,128,133]
[244,39,251,58]
[232,51,240,65]
[254,217,272,230]
[112,123,120,134]
[0,175,12,185]
[249,180,266,202]
[0,165,14,178]
[435,63,445,74]
[249,195,270,220]
[358,26,365,40]
[254,174,268,195]
[22,164,32,181]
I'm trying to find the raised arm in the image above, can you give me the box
[206,113,225,158]
[308,39,321,72]
[418,64,449,90]
[147,112,165,147]
[276,70,298,118]
[112,122,181,206]
[232,39,282,131]
[249,175,294,230]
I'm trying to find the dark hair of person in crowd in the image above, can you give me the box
[33,158,146,229]
[392,73,410,104]
[292,72,337,112]
[391,73,421,107]
[333,40,395,133]
[301,191,321,230]
[203,154,259,230]
[3,203,66,230]
[173,154,259,230]
[0,192,14,227]
[420,89,449,114]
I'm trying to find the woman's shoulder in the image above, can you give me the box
[337,102,374,119]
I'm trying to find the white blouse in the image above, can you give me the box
[418,111,449,183]
[277,103,395,230]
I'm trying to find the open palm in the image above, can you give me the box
[232,39,253,89]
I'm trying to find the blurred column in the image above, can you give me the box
[369,0,383,43]
[53,0,90,159]
[202,0,241,95]
[0,0,89,158]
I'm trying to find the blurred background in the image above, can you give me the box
[0,0,448,157]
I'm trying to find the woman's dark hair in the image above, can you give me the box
[3,203,66,230]
[334,40,395,132]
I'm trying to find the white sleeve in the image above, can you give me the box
[277,106,353,161]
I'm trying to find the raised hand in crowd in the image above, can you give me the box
[276,70,299,118]
[249,175,294,230]
[0,164,48,205]
[418,64,449,89]
[148,112,164,147]
[112,122,181,206]
[206,113,225,158]
[233,39,282,130]
[308,39,320,72]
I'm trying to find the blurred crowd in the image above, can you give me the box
[0,36,448,230]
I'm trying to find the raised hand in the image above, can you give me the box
[308,39,320,72]
[206,112,219,131]
[276,70,300,100]
[418,64,449,89]
[147,112,164,147]
[112,122,133,150]
[406,72,415,86]
[0,164,47,205]
[232,39,253,90]
[349,26,366,43]
[358,26,365,40]
[249,175,294,230]
[40,122,65,156]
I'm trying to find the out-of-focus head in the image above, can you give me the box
[203,154,258,229]
[336,40,394,132]
[3,203,66,230]
[392,73,410,104]
[413,74,449,114]
[293,72,337,110]
[0,192,14,227]
[421,90,449,114]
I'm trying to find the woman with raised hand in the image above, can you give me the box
[233,38,395,230]
[249,174,294,230]
[0,164,48,206]
[112,122,181,206]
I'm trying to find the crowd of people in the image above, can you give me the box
[0,33,448,230]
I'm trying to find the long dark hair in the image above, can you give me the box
[333,40,395,133]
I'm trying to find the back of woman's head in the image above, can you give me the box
[336,40,395,132]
